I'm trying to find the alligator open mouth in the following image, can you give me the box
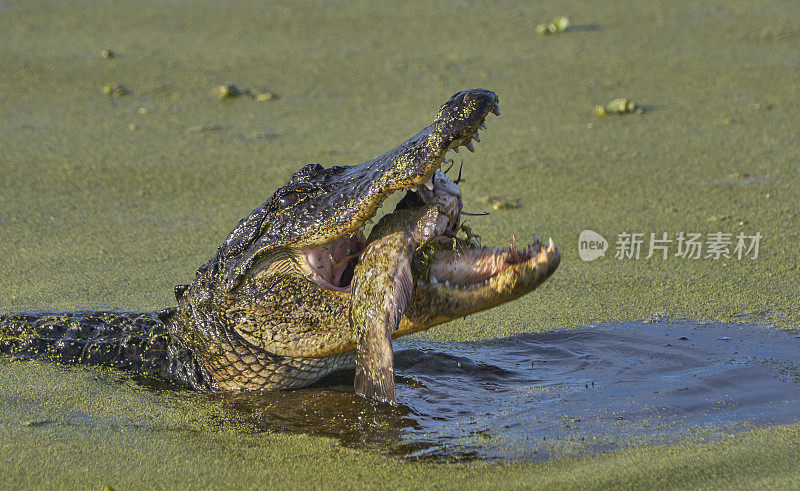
[299,97,559,298]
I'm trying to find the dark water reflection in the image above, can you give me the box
[220,319,800,461]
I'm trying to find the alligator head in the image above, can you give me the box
[165,89,560,401]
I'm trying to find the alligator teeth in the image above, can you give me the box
[480,122,486,130]
[473,133,480,142]
[424,178,434,191]
[431,276,439,285]
[465,140,475,153]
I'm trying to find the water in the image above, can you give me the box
[222,319,800,461]
[3,318,799,462]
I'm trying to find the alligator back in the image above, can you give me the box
[0,310,212,390]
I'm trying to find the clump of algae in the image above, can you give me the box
[213,82,277,101]
[536,16,570,35]
[594,97,643,116]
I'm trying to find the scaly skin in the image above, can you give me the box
[0,89,560,402]
[0,311,212,389]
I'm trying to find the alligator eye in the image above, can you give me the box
[278,192,301,209]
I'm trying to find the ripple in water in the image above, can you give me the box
[221,319,800,461]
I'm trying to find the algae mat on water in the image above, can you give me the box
[1,0,799,487]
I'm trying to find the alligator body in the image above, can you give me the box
[0,89,560,405]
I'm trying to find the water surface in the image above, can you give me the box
[2,0,800,486]
[223,319,800,460]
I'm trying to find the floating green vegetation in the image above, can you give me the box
[459,222,482,248]
[594,97,643,116]
[214,82,277,101]
[480,195,521,211]
[101,83,128,97]
[536,16,570,35]
[254,91,277,101]
[214,82,242,98]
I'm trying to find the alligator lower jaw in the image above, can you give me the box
[389,236,560,337]
[418,235,559,294]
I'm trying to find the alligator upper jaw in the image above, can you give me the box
[222,90,501,292]
[296,90,500,250]
[297,90,501,293]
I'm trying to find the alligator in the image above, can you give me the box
[0,89,560,405]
